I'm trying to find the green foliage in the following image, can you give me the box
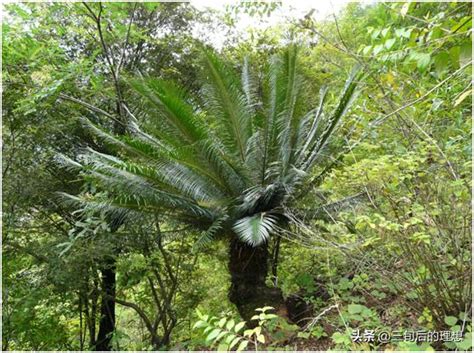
[68,45,360,249]
[3,1,471,351]
[193,306,291,350]
[193,309,255,351]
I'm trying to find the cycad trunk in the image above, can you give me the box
[228,238,286,323]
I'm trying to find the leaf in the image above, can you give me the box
[434,52,450,74]
[459,312,468,320]
[400,2,410,16]
[234,322,246,333]
[332,332,348,344]
[264,314,278,319]
[128,78,206,144]
[216,331,228,342]
[402,28,412,39]
[298,331,311,339]
[225,334,236,344]
[451,325,461,332]
[362,45,372,55]
[201,49,251,161]
[217,343,228,351]
[195,309,203,319]
[348,304,365,314]
[373,44,384,55]
[449,46,460,69]
[218,317,227,328]
[193,320,207,329]
[204,325,215,334]
[194,215,228,251]
[409,52,431,72]
[243,329,254,337]
[460,42,472,66]
[444,316,458,326]
[229,337,242,350]
[371,29,381,40]
[456,332,472,350]
[232,213,278,246]
[416,53,431,72]
[257,334,265,344]
[226,319,235,331]
[384,38,396,50]
[236,340,249,351]
[454,89,472,107]
[206,328,222,343]
[301,66,360,169]
[350,314,363,321]
[395,28,405,38]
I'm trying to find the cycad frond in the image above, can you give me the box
[194,214,229,251]
[241,56,259,111]
[232,212,278,246]
[201,50,252,161]
[129,78,207,145]
[83,160,215,220]
[262,45,303,181]
[302,66,361,170]
[296,86,329,165]
[298,192,367,221]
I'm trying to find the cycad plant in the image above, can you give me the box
[63,45,359,321]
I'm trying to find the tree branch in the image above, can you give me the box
[58,93,115,119]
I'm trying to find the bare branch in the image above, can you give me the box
[58,93,115,119]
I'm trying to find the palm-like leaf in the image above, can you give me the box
[63,46,360,246]
[232,212,278,246]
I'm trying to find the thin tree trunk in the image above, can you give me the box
[79,293,84,351]
[271,236,281,287]
[95,256,116,351]
[228,238,287,323]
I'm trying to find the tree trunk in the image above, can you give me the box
[95,256,116,351]
[151,334,162,351]
[228,238,286,323]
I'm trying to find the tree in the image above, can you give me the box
[62,45,359,321]
[3,2,207,349]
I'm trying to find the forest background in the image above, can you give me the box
[2,1,472,351]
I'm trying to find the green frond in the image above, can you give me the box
[56,192,135,222]
[296,86,329,165]
[277,45,302,172]
[100,151,220,201]
[55,153,83,171]
[244,131,265,183]
[193,214,229,251]
[83,149,224,211]
[129,78,207,144]
[81,117,243,198]
[241,56,259,112]
[294,192,367,221]
[232,212,278,246]
[201,49,252,161]
[85,165,215,220]
[233,183,287,218]
[262,45,303,180]
[302,66,361,170]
